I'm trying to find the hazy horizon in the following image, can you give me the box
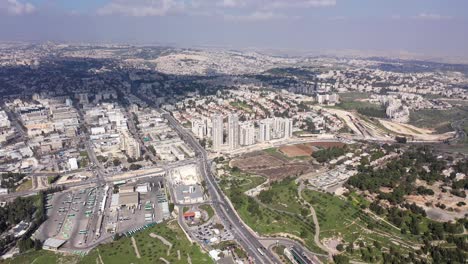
[1,0,467,60]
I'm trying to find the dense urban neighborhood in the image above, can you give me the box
[0,43,466,264]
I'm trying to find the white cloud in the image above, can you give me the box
[0,0,35,15]
[221,0,246,8]
[97,0,185,16]
[414,13,452,21]
[224,11,291,21]
[266,0,336,9]
[220,0,336,9]
[97,0,335,17]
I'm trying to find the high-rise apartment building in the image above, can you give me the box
[211,114,223,150]
[258,120,271,142]
[228,113,239,150]
[200,115,293,150]
[239,122,255,146]
[284,118,293,138]
[259,118,293,142]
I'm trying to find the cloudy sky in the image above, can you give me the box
[1,0,467,57]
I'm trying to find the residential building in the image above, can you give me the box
[228,113,239,150]
[258,120,271,142]
[239,122,255,146]
[211,114,223,150]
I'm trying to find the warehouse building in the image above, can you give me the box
[119,185,135,193]
[118,192,139,208]
[42,238,66,251]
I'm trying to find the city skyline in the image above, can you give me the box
[1,0,468,59]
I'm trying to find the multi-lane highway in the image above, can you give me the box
[163,111,282,264]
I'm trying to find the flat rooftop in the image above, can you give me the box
[174,185,203,200]
[43,238,67,249]
[119,192,139,206]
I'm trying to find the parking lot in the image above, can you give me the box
[36,176,170,250]
[37,186,108,248]
[190,220,234,245]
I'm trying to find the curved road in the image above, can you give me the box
[450,119,467,143]
[164,111,330,263]
[298,182,331,257]
[163,111,279,264]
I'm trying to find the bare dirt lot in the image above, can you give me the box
[279,141,346,158]
[280,144,313,157]
[380,180,467,222]
[405,180,467,222]
[230,152,315,181]
[379,119,455,141]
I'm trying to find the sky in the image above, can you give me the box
[1,0,467,58]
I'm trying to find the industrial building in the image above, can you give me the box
[118,192,139,208]
[42,238,67,251]
[136,183,149,193]
[119,185,135,193]
[174,185,204,204]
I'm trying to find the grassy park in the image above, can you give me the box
[302,190,420,261]
[0,250,79,264]
[219,168,324,254]
[81,221,210,264]
[257,178,305,215]
[219,167,266,193]
[2,221,211,264]
[232,191,322,253]
[229,101,253,113]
